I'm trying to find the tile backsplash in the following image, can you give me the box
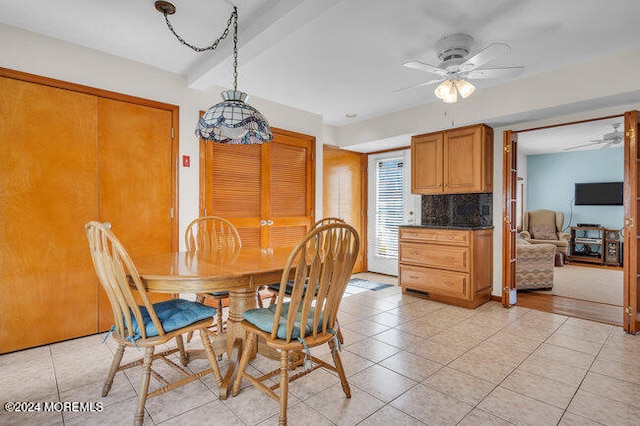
[422,193,493,227]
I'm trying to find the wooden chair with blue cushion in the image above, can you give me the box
[266,217,346,306]
[85,221,222,426]
[231,223,359,425]
[184,216,241,342]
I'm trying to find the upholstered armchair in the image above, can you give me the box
[520,209,570,257]
[516,239,556,290]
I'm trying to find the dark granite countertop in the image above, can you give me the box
[401,224,494,230]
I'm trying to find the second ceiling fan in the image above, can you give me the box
[399,33,525,103]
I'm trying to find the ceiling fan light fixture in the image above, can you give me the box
[455,79,475,98]
[434,80,455,100]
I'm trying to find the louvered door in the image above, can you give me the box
[203,128,315,248]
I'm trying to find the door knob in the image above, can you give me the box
[267,219,274,226]
[260,219,267,226]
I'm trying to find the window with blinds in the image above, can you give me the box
[374,157,404,258]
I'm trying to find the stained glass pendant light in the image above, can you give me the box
[155,1,272,144]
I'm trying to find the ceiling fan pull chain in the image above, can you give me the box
[161,5,237,53]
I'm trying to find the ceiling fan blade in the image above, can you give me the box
[459,43,510,72]
[599,142,616,149]
[563,141,603,151]
[403,61,447,76]
[465,66,525,80]
[588,139,606,143]
[393,78,444,93]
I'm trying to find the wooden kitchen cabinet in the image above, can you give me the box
[411,123,493,194]
[398,226,493,308]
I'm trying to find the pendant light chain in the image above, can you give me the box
[232,9,238,91]
[162,6,238,54]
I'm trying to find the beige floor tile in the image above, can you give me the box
[343,338,401,363]
[404,338,468,365]
[390,383,473,425]
[591,357,640,386]
[339,302,383,319]
[428,329,484,351]
[458,408,514,426]
[158,399,244,425]
[545,332,603,356]
[367,312,406,328]
[557,412,603,426]
[533,342,596,370]
[287,368,340,401]
[485,330,544,353]
[349,365,417,402]
[379,350,442,382]
[448,352,518,384]
[339,328,370,347]
[567,388,640,425]
[320,349,375,377]
[342,319,390,337]
[479,387,564,426]
[223,384,300,425]
[580,371,640,408]
[143,379,217,424]
[518,354,588,388]
[60,372,136,420]
[423,367,496,405]
[555,318,613,344]
[63,396,154,425]
[306,382,385,426]
[335,311,362,326]
[0,355,58,401]
[357,405,425,425]
[258,401,333,425]
[501,370,577,409]
[0,345,51,368]
[0,394,63,426]
[370,328,426,349]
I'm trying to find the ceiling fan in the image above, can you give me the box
[397,33,524,102]
[563,124,623,151]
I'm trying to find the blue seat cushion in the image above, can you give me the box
[206,291,229,298]
[130,299,217,338]
[267,279,317,296]
[243,302,322,340]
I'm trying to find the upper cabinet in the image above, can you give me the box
[411,124,493,194]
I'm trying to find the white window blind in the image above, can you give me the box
[375,158,404,258]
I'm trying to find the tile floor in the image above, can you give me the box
[2,272,640,425]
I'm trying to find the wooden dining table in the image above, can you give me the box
[133,246,295,399]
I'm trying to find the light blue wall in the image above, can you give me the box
[526,148,624,231]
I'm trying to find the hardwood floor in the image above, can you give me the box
[516,291,623,326]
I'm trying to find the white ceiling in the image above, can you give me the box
[518,116,624,155]
[2,0,640,129]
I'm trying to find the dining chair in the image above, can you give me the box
[232,223,359,425]
[85,221,222,426]
[184,216,241,342]
[266,217,346,306]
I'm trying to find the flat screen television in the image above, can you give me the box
[574,182,623,206]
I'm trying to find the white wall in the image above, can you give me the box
[0,23,325,247]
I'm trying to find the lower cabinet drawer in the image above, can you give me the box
[399,265,468,299]
[399,242,469,272]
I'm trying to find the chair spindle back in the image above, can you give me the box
[185,216,242,252]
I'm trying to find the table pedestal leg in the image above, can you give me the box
[219,288,257,399]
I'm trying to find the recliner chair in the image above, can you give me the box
[520,209,569,259]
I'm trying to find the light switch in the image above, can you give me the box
[182,155,190,167]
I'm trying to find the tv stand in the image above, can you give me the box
[569,226,604,265]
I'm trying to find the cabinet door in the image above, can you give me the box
[443,126,483,193]
[411,133,443,194]
[0,77,99,353]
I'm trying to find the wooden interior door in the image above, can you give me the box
[623,110,640,332]
[0,77,99,353]
[97,98,176,330]
[203,127,315,248]
[502,131,518,307]
[323,145,366,272]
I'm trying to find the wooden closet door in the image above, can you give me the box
[203,128,314,248]
[204,143,264,248]
[97,98,175,330]
[0,77,98,353]
[268,130,314,247]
